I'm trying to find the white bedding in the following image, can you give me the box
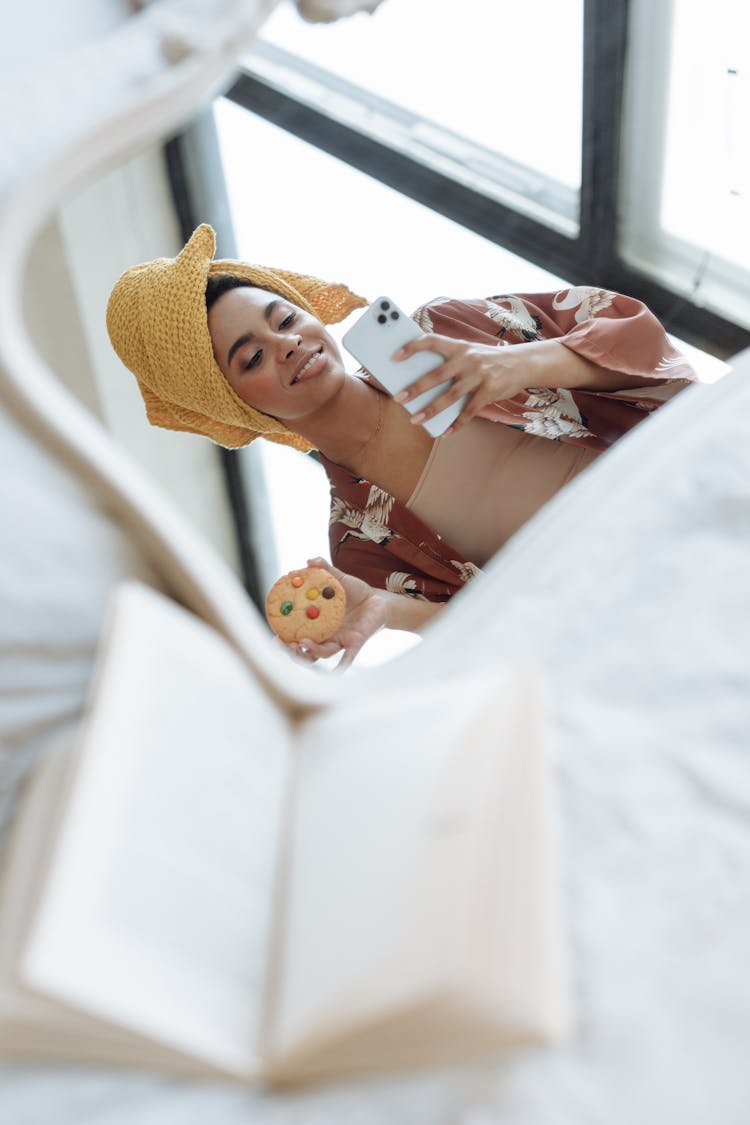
[2,357,749,1123]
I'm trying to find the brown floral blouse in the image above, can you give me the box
[320,287,697,602]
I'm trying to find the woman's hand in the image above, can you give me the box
[290,558,388,671]
[392,333,534,434]
[393,333,646,434]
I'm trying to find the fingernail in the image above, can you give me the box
[443,426,453,437]
[394,391,408,402]
[393,348,405,360]
[411,411,426,424]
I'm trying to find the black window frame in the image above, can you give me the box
[217,0,749,359]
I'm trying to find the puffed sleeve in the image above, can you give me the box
[517,287,696,384]
[412,290,697,450]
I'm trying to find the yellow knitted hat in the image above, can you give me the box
[105,223,368,451]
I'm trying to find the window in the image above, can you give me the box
[224,0,750,355]
[250,0,584,234]
[621,0,750,332]
[213,98,568,312]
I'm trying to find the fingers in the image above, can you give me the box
[393,364,452,405]
[292,623,357,669]
[393,361,471,427]
[393,333,447,360]
[336,643,362,672]
[306,555,334,576]
[392,337,474,418]
[292,636,341,662]
[440,392,481,436]
[393,365,453,407]
[408,375,469,426]
[291,636,362,673]
[393,358,462,408]
[392,338,514,430]
[392,335,451,404]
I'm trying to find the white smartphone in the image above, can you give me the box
[342,296,467,437]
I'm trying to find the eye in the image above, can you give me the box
[280,312,297,329]
[245,349,263,370]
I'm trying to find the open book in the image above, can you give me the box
[0,582,569,1086]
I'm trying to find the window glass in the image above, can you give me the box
[621,0,750,331]
[661,0,749,269]
[254,0,583,190]
[214,98,567,332]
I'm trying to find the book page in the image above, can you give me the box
[265,662,568,1081]
[19,582,295,1078]
[0,748,132,1048]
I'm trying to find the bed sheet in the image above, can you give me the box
[2,347,749,1123]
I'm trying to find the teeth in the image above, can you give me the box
[294,351,320,383]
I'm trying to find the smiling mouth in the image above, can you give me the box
[291,348,324,384]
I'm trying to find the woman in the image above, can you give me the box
[107,224,696,667]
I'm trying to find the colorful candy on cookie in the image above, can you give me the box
[265,566,346,645]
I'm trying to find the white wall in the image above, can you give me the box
[22,144,242,575]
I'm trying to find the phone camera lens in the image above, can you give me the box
[380,300,390,311]
[390,311,399,320]
[377,314,387,324]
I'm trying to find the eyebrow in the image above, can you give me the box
[226,299,281,368]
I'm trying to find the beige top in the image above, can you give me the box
[407,417,599,566]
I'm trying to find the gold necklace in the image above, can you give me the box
[348,390,385,464]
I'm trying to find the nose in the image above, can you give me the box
[279,333,302,362]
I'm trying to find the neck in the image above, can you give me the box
[297,376,388,471]
[298,373,435,504]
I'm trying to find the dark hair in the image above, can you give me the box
[205,274,256,311]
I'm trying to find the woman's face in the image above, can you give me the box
[207,286,346,422]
